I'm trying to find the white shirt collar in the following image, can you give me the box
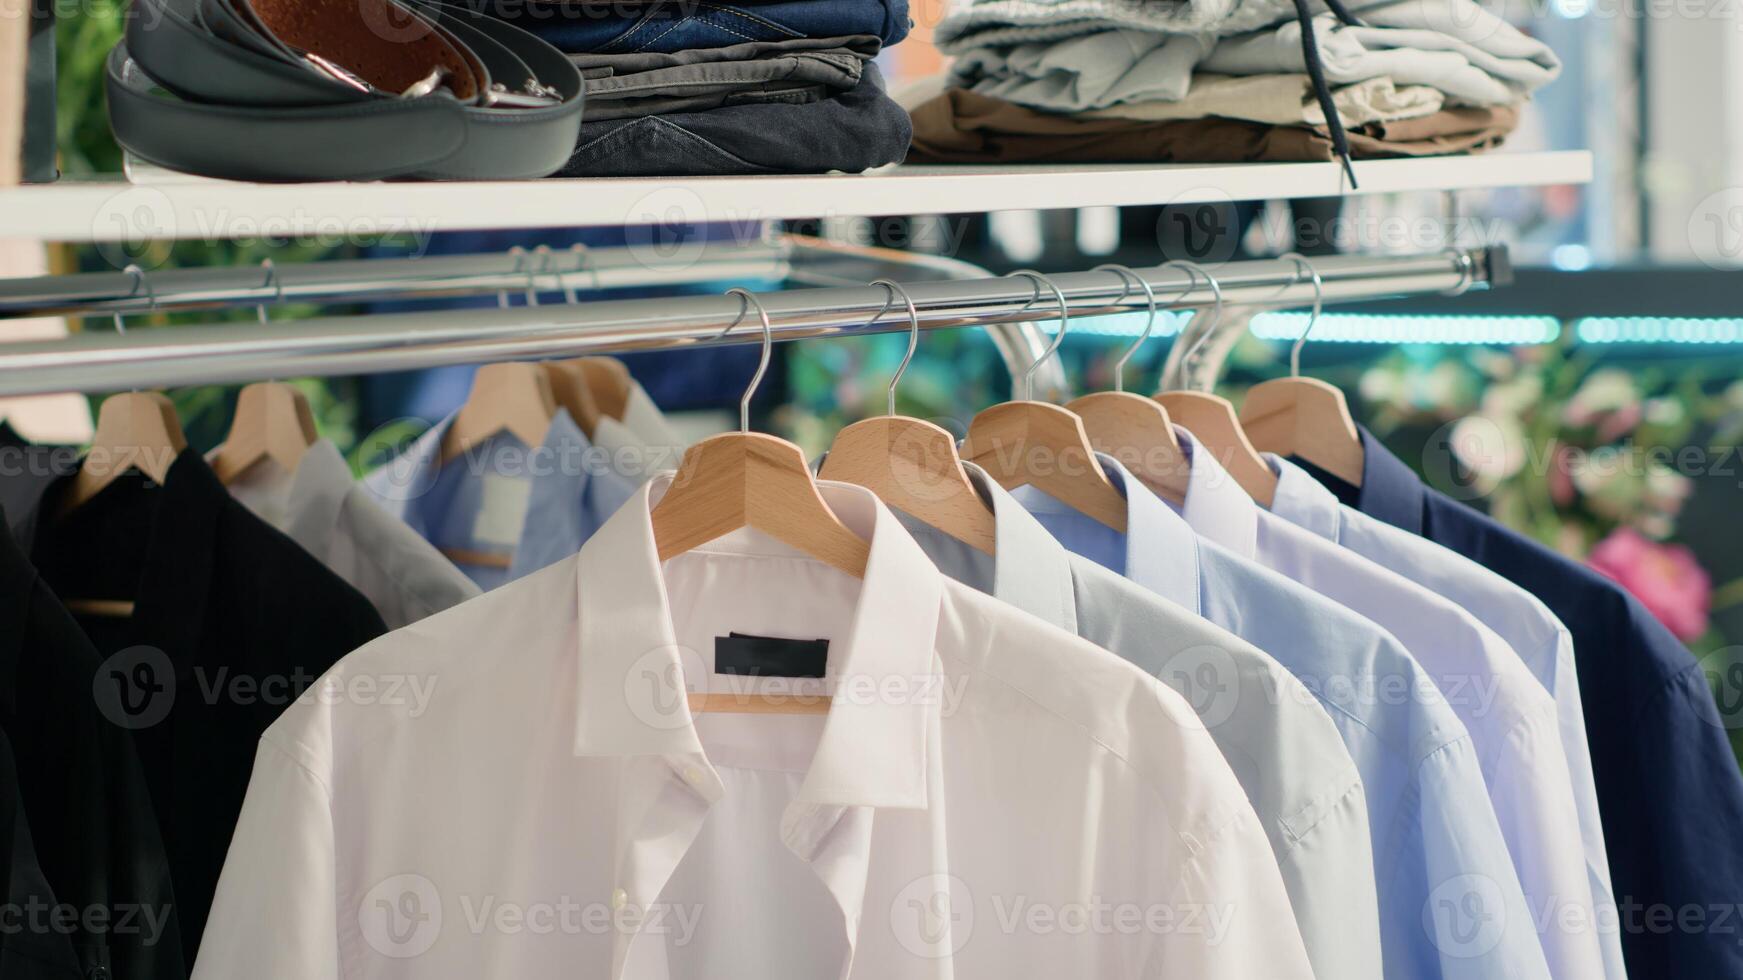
[953,462,1080,633]
[1264,454,1346,540]
[207,438,351,549]
[592,381,688,476]
[1174,425,1261,560]
[572,474,943,811]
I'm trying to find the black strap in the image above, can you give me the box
[1290,0,1359,189]
[106,0,584,180]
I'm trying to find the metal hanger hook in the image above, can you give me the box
[869,279,920,418]
[562,243,602,306]
[532,244,563,307]
[725,287,773,433]
[1166,260,1224,378]
[1092,265,1149,394]
[113,263,154,336]
[498,247,531,310]
[1441,247,1474,297]
[1276,252,1324,378]
[1007,269,1071,402]
[255,258,283,325]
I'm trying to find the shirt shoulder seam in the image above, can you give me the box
[259,731,336,801]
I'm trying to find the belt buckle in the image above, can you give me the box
[485,80,562,108]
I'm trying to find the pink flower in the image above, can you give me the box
[1588,528,1713,642]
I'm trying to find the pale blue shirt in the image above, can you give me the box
[1160,429,1569,980]
[1268,454,1624,980]
[360,408,638,590]
[1010,450,1552,980]
[894,463,1378,980]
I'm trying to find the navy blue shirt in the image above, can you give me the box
[1299,428,1743,980]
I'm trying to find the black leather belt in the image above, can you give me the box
[106,0,584,181]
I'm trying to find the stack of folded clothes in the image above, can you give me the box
[485,0,914,175]
[905,0,1558,178]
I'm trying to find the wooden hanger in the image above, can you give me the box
[961,271,1128,532]
[547,357,633,439]
[649,289,870,715]
[1238,254,1364,487]
[434,362,558,569]
[1151,261,1279,507]
[212,266,319,483]
[820,280,996,555]
[438,362,557,465]
[543,361,604,438]
[55,391,189,618]
[1067,263,1195,505]
[212,382,318,484]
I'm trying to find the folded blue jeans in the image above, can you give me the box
[483,0,909,52]
[576,34,877,120]
[559,62,910,175]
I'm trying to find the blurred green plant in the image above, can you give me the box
[53,0,372,449]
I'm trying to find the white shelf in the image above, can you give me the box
[0,152,1591,243]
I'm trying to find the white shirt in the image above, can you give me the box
[1170,427,1580,979]
[193,475,1313,980]
[1267,455,1624,980]
[216,438,480,629]
[591,379,689,482]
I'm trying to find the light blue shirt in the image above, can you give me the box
[1267,454,1624,980]
[360,408,638,590]
[1010,451,1552,980]
[894,463,1379,980]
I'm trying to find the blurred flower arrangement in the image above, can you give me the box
[789,332,1743,655]
[1357,342,1743,650]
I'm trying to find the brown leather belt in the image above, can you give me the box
[107,0,585,180]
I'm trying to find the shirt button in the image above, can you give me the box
[610,888,628,910]
[682,766,705,786]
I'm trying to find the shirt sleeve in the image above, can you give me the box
[1483,709,1607,979]
[193,737,340,980]
[1615,661,1743,976]
[1154,806,1317,980]
[1401,737,1553,980]
[1278,773,1384,980]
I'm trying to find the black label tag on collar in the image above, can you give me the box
[715,632,829,679]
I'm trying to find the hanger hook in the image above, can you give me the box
[255,258,282,324]
[533,244,560,305]
[1007,269,1071,402]
[521,249,542,308]
[1091,264,1157,394]
[1441,247,1474,297]
[571,243,603,305]
[498,247,530,310]
[114,263,154,336]
[1170,261,1224,385]
[1276,252,1324,378]
[725,287,773,433]
[869,279,920,417]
